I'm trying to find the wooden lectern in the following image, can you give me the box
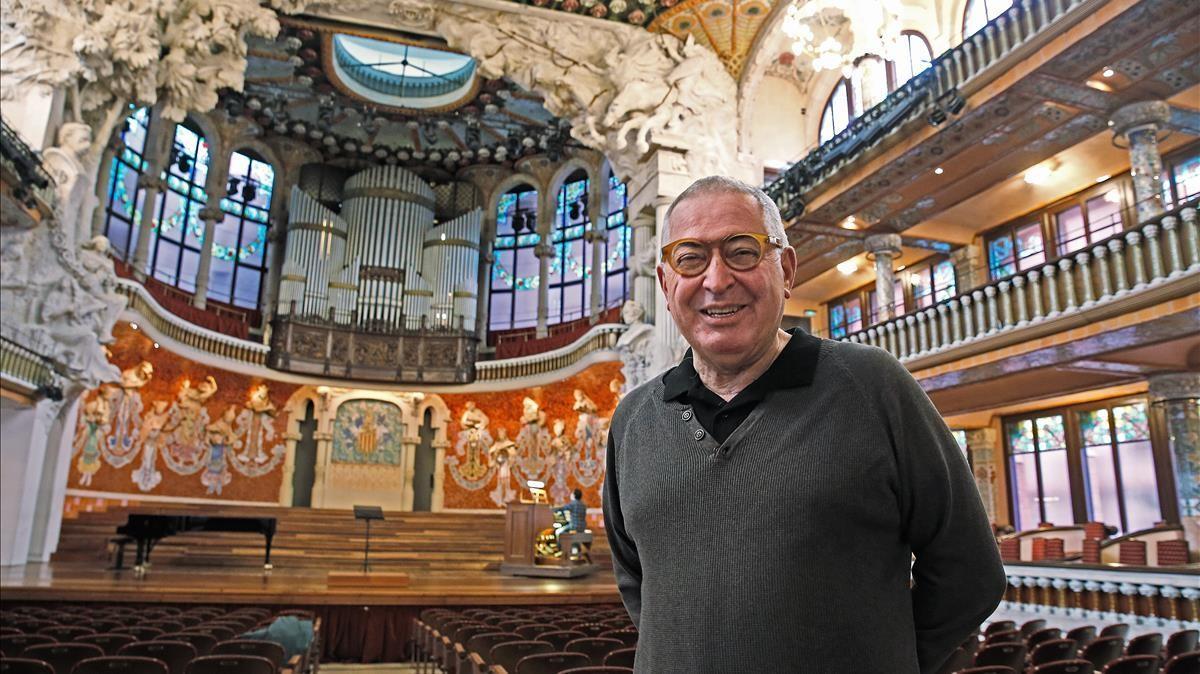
[498,501,597,578]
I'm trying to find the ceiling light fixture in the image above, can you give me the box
[130,322,139,330]
[782,0,905,76]
[837,260,858,275]
[1095,174,1110,183]
[1102,67,1115,78]
[934,167,944,175]
[841,215,858,229]
[1024,164,1053,186]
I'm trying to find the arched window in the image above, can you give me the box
[149,120,210,292]
[893,32,933,86]
[207,150,274,308]
[548,170,590,324]
[964,0,1012,37]
[601,170,630,309]
[850,55,889,117]
[489,184,540,330]
[819,80,851,145]
[102,106,152,260]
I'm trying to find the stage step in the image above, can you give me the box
[54,503,612,572]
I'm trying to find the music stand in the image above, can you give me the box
[353,505,385,573]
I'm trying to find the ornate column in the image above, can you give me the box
[534,191,555,337]
[1042,264,1060,315]
[587,175,608,323]
[1110,101,1171,223]
[1126,231,1147,288]
[865,234,902,322]
[476,207,498,346]
[192,145,231,309]
[1108,238,1130,293]
[1093,245,1113,299]
[1181,206,1200,270]
[966,427,999,522]
[1012,275,1028,324]
[1161,215,1184,276]
[130,107,172,280]
[960,294,975,339]
[1143,223,1164,281]
[1027,269,1044,319]
[629,211,657,323]
[1075,251,1095,306]
[1149,372,1200,553]
[1058,257,1077,311]
[950,244,987,294]
[998,280,1013,327]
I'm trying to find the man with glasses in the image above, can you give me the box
[602,176,1005,673]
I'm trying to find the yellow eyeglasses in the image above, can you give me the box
[660,232,784,277]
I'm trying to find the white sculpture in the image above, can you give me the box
[615,300,654,393]
[40,122,98,248]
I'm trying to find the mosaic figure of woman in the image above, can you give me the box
[74,393,111,486]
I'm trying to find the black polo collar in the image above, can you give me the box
[662,327,822,403]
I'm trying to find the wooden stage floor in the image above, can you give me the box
[0,562,622,607]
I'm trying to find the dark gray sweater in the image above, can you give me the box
[602,338,1006,673]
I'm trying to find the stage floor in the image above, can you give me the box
[0,562,622,607]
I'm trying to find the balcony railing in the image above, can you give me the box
[476,322,626,382]
[0,117,56,212]
[0,335,64,401]
[765,0,1092,219]
[839,202,1200,366]
[1002,563,1200,629]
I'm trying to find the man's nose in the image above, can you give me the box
[701,253,736,293]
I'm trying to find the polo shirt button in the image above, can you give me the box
[682,410,693,421]
[693,429,705,441]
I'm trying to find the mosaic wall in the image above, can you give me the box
[69,324,298,501]
[332,400,404,465]
[438,362,624,510]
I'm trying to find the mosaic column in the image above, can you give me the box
[865,233,902,323]
[967,427,1000,523]
[535,193,555,338]
[629,210,657,324]
[192,153,231,310]
[130,107,172,281]
[1110,101,1171,223]
[1149,373,1200,529]
[476,207,497,346]
[587,178,607,323]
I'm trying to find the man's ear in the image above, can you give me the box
[656,263,672,313]
[780,246,798,291]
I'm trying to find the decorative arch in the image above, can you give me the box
[277,387,323,506]
[412,393,452,511]
[486,172,542,229]
[545,156,601,204]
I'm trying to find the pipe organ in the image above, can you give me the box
[270,165,481,383]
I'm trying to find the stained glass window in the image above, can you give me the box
[828,296,862,339]
[1170,154,1200,203]
[850,56,888,117]
[149,121,209,292]
[603,171,630,310]
[489,185,540,330]
[205,149,274,308]
[987,222,1045,280]
[829,304,847,339]
[102,106,152,260]
[1077,402,1160,534]
[548,171,590,324]
[867,279,905,325]
[1007,414,1072,529]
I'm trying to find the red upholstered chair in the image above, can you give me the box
[1030,639,1080,668]
[0,634,58,658]
[984,631,1023,646]
[574,625,608,638]
[513,625,556,640]
[70,656,170,674]
[596,630,637,648]
[111,629,163,643]
[23,643,105,674]
[140,625,183,637]
[1,627,24,637]
[1066,626,1097,652]
[1166,631,1199,659]
[1021,620,1049,639]
[76,636,136,657]
[1081,636,1125,670]
[1163,651,1200,674]
[488,641,554,674]
[86,623,125,637]
[1027,628,1064,649]
[210,640,284,669]
[535,631,586,652]
[602,648,636,668]
[1123,633,1162,657]
[1101,655,1161,674]
[37,628,96,643]
[974,642,1026,671]
[513,652,590,674]
[183,655,275,674]
[562,638,623,666]
[118,641,198,674]
[1030,660,1094,674]
[1099,625,1130,640]
[0,659,56,674]
[985,621,1017,636]
[155,633,215,658]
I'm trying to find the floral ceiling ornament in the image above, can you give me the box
[781,0,906,76]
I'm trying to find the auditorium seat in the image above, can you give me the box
[112,629,164,643]
[1066,627,1097,651]
[1100,655,1160,673]
[141,625,184,636]
[1020,621,1048,639]
[1123,633,1162,657]
[1163,651,1200,674]
[1030,639,1079,667]
[183,655,275,674]
[513,625,556,640]
[0,658,55,674]
[512,652,589,674]
[573,625,608,638]
[0,635,58,658]
[1029,660,1093,674]
[595,631,636,648]
[488,641,554,674]
[23,643,105,674]
[71,655,170,674]
[155,635,215,658]
[1027,628,1064,650]
[186,628,234,645]
[601,648,635,668]
[38,629,96,643]
[984,631,1022,646]
[118,641,197,674]
[86,624,124,636]
[1100,625,1130,640]
[1081,636,1125,670]
[75,633,135,652]
[955,667,1015,674]
[1167,631,1199,659]
[535,631,586,652]
[556,668,633,674]
[562,639,622,666]
[0,628,22,637]
[973,642,1026,670]
[935,645,971,674]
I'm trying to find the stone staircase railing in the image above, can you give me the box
[841,202,1200,366]
[1002,563,1200,630]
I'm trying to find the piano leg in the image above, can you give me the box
[134,538,147,577]
[264,531,274,571]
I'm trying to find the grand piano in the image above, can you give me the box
[114,513,277,573]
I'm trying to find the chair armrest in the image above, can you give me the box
[468,652,486,674]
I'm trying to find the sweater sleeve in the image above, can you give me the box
[602,431,643,628]
[870,347,1007,673]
